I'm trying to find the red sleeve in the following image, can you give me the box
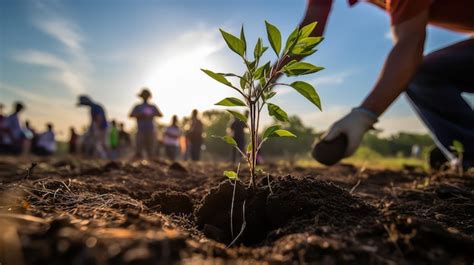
[387,0,431,25]
[308,0,332,6]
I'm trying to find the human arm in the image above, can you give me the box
[272,0,333,78]
[320,11,429,157]
[360,10,428,115]
[154,106,163,118]
[129,106,139,118]
[92,113,103,128]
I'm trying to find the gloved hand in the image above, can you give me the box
[323,107,378,157]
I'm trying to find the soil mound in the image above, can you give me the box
[196,176,377,245]
[145,191,193,215]
[168,162,187,172]
[266,176,376,229]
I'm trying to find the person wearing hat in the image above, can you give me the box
[129,88,163,159]
[291,0,474,170]
[77,95,108,158]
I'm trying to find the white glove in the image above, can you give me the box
[324,107,378,157]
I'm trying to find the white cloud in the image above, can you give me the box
[35,18,84,54]
[310,71,353,86]
[12,49,87,94]
[12,2,91,95]
[12,50,68,68]
[276,70,356,96]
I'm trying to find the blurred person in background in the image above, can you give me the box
[118,123,132,157]
[186,109,204,161]
[69,127,78,154]
[0,103,9,151]
[229,111,248,164]
[0,103,4,121]
[300,0,474,170]
[23,120,36,154]
[109,120,120,159]
[0,103,6,148]
[163,115,182,161]
[76,95,109,158]
[32,123,57,156]
[129,88,163,159]
[0,102,26,155]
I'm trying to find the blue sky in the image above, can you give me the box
[0,0,470,139]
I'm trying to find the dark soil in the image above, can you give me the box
[1,156,473,264]
[196,176,377,246]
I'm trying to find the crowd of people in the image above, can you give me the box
[0,102,58,156]
[0,88,244,163]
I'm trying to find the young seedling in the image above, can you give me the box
[450,140,464,176]
[202,21,323,189]
[223,166,239,238]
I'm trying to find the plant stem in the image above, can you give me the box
[227,200,247,248]
[230,179,237,238]
[249,101,257,189]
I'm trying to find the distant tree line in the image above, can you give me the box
[198,110,434,161]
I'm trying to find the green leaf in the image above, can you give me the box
[265,21,281,56]
[267,103,289,122]
[291,37,323,56]
[227,110,248,123]
[240,72,249,89]
[247,60,257,71]
[247,142,252,152]
[290,81,322,110]
[264,91,277,100]
[259,77,267,88]
[273,129,296,137]
[220,29,245,57]
[256,168,266,175]
[283,61,324,76]
[223,170,239,180]
[262,125,280,139]
[291,47,317,57]
[298,37,323,47]
[240,25,247,55]
[253,38,263,59]
[300,21,318,38]
[254,61,270,79]
[212,135,238,147]
[201,69,233,87]
[218,72,242,78]
[221,135,238,146]
[451,140,464,153]
[215,97,246,107]
[284,27,299,54]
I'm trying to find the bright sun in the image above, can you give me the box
[142,28,241,122]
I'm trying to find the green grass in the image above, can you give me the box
[296,146,428,171]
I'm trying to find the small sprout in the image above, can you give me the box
[450,140,464,176]
[450,140,464,155]
[223,170,239,180]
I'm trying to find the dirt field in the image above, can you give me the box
[1,157,473,265]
